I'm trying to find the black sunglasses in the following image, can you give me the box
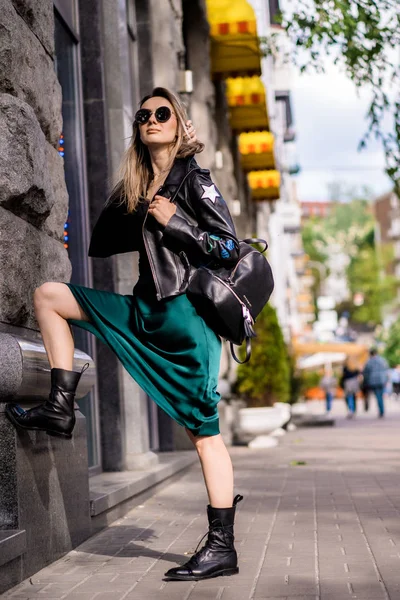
[135,106,173,125]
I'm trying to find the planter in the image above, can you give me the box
[233,402,291,445]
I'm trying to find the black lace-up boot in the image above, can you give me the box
[164,494,243,581]
[5,363,89,439]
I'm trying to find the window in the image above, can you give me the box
[269,0,282,25]
[275,91,295,142]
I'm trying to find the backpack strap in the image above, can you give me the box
[230,338,252,364]
[242,238,268,253]
[169,168,201,203]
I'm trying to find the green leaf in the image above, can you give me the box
[265,0,400,192]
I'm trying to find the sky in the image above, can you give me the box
[291,62,393,202]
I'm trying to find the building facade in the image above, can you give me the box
[0,0,302,590]
[247,0,305,342]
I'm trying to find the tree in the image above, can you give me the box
[346,229,397,325]
[235,304,291,407]
[301,194,375,267]
[382,318,400,367]
[301,194,396,325]
[301,217,329,304]
[266,1,400,193]
[302,218,329,266]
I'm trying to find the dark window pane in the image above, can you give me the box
[269,0,281,25]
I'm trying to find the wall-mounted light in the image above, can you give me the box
[215,150,223,169]
[179,70,193,94]
[232,200,241,216]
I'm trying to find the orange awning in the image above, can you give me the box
[239,131,275,170]
[206,0,262,77]
[248,170,280,200]
[226,77,269,131]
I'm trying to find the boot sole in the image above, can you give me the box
[164,567,239,581]
[5,409,73,440]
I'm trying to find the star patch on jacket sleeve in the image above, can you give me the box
[200,184,220,204]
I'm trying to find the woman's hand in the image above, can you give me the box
[148,195,177,227]
[185,120,197,143]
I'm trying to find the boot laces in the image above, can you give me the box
[192,523,233,556]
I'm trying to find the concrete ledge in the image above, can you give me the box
[89,451,197,526]
[0,530,26,567]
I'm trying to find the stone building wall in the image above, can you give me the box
[0,3,92,592]
[0,0,70,331]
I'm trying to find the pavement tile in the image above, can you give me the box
[59,591,97,600]
[5,400,400,599]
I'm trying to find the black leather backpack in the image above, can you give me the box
[186,238,274,363]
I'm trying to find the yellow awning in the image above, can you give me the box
[248,170,280,200]
[226,77,269,131]
[239,131,275,170]
[206,0,261,76]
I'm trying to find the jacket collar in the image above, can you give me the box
[162,155,199,191]
[107,155,199,207]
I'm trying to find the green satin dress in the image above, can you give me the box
[65,204,222,437]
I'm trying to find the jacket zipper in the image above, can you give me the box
[142,167,200,301]
[142,186,163,300]
[213,274,254,322]
[228,250,258,282]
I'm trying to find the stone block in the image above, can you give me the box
[0,530,27,567]
[0,207,71,328]
[149,0,184,91]
[0,405,91,594]
[11,0,55,56]
[0,94,69,239]
[0,1,62,145]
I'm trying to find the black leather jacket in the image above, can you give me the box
[88,155,240,301]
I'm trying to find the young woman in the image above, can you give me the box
[6,87,243,581]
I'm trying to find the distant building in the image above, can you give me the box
[301,201,334,220]
[375,191,399,245]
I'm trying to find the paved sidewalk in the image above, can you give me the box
[3,397,400,600]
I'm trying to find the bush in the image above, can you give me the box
[235,303,291,407]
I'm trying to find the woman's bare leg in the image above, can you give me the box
[186,429,234,508]
[33,282,90,370]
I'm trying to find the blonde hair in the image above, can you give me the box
[109,87,204,214]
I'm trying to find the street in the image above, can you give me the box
[3,397,400,600]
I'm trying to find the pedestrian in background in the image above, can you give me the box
[320,364,337,414]
[340,357,360,418]
[362,348,389,418]
[388,364,400,400]
[360,378,370,412]
[6,87,243,581]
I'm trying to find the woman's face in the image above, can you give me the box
[138,96,178,148]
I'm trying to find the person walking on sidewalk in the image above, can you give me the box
[6,87,243,582]
[320,364,337,414]
[340,358,360,418]
[362,348,389,418]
